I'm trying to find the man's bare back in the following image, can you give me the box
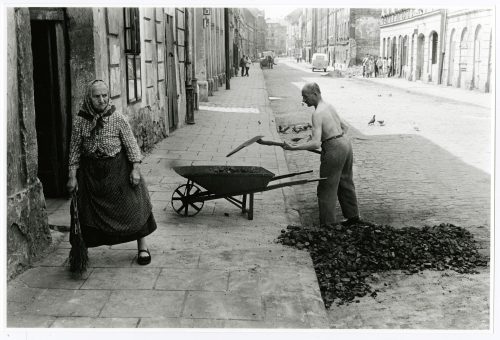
[313,101,345,141]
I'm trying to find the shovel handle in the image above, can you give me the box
[257,139,285,147]
[258,139,322,154]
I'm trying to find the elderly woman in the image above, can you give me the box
[66,79,156,265]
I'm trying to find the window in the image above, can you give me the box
[124,8,141,103]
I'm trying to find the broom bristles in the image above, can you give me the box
[69,190,89,274]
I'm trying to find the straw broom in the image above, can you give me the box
[69,190,88,274]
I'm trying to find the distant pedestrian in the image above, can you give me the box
[67,79,157,266]
[366,56,375,78]
[267,55,273,69]
[376,56,383,77]
[240,55,246,77]
[245,56,252,76]
[382,57,388,77]
[388,56,393,77]
[362,54,369,77]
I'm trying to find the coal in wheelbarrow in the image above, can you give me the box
[171,165,324,220]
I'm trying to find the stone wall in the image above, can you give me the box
[352,9,382,64]
[7,8,51,279]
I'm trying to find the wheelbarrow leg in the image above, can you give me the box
[242,194,247,213]
[248,193,254,220]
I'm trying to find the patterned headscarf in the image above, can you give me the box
[77,79,116,132]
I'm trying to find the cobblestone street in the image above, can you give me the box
[264,59,491,329]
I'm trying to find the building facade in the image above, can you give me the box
[285,9,302,57]
[380,8,493,92]
[7,6,239,278]
[255,10,267,55]
[328,8,381,68]
[289,8,381,66]
[193,7,233,100]
[265,22,287,55]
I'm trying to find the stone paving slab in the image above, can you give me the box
[12,64,329,329]
[50,317,140,328]
[26,289,112,317]
[182,291,262,320]
[99,290,185,318]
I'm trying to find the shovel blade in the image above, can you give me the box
[226,135,265,157]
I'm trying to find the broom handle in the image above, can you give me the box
[71,190,80,234]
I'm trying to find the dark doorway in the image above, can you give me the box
[30,18,70,198]
[165,14,178,131]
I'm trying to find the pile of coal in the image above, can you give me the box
[278,223,488,308]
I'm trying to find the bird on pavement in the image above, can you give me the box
[377,120,385,126]
[368,115,376,125]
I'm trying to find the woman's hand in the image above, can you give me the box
[66,177,78,193]
[130,163,141,186]
[67,169,78,193]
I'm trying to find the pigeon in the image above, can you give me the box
[368,115,376,125]
[258,120,261,125]
[377,120,385,126]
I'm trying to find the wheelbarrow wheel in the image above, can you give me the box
[171,183,204,217]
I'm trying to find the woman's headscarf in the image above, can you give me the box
[77,79,115,132]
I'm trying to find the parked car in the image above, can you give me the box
[311,53,328,72]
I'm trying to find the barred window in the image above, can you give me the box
[124,8,142,103]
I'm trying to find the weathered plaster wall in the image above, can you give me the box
[444,9,492,91]
[7,8,51,279]
[353,9,382,64]
[66,8,97,115]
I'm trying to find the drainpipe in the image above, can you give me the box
[185,8,195,124]
[192,9,198,110]
[438,9,447,85]
[224,8,231,89]
[326,9,330,65]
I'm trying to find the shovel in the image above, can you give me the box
[226,135,321,157]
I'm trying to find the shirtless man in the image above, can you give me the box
[282,82,360,226]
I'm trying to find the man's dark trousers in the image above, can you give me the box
[317,136,359,225]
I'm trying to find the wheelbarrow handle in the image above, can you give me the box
[264,177,327,191]
[257,139,321,154]
[270,170,313,181]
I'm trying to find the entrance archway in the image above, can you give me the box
[429,31,438,81]
[416,33,425,80]
[458,27,468,88]
[447,28,456,86]
[402,35,408,77]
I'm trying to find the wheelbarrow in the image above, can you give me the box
[171,165,325,220]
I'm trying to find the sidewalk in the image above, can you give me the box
[280,59,492,109]
[7,65,329,328]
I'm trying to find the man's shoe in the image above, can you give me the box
[341,217,361,226]
[341,217,374,227]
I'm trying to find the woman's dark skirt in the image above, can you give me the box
[77,151,157,247]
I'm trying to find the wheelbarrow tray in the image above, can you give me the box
[173,166,275,196]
